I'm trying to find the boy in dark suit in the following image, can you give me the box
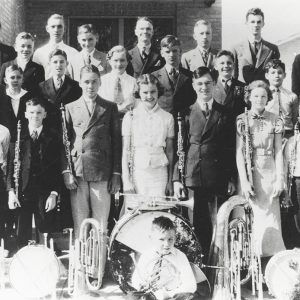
[7,98,60,248]
[0,22,17,67]
[62,65,121,285]
[0,32,44,95]
[231,7,280,84]
[173,67,235,262]
[152,35,196,116]
[38,49,82,131]
[127,17,164,78]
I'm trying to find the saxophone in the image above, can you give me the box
[13,120,22,199]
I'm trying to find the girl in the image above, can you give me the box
[122,74,174,211]
[236,80,286,257]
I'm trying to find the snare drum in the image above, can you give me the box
[108,210,202,293]
[9,245,60,298]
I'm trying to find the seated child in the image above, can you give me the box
[131,216,196,300]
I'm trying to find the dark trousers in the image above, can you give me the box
[0,169,6,240]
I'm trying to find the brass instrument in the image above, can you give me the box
[60,103,73,174]
[13,120,21,199]
[67,218,105,295]
[177,112,185,187]
[244,108,253,186]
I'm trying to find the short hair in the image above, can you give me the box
[194,19,212,32]
[49,49,68,62]
[160,35,181,49]
[15,32,35,44]
[80,64,100,79]
[264,59,286,73]
[152,216,176,233]
[107,45,130,62]
[246,7,264,21]
[26,97,47,110]
[245,80,272,104]
[135,73,164,98]
[193,66,217,82]
[216,49,234,62]
[47,14,64,26]
[135,16,153,28]
[5,65,23,77]
[77,24,98,37]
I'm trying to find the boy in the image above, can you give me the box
[231,7,280,84]
[73,24,110,82]
[62,65,121,285]
[181,19,217,72]
[127,17,164,78]
[7,98,60,248]
[38,49,82,131]
[152,35,196,115]
[0,32,44,95]
[131,216,196,300]
[33,14,78,79]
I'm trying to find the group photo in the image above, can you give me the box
[1,0,300,299]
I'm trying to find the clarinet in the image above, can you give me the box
[60,103,73,174]
[244,108,253,186]
[177,112,186,198]
[13,121,21,199]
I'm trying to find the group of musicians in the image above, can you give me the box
[0,6,300,296]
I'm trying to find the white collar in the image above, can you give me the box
[83,95,97,104]
[49,40,64,47]
[53,75,65,83]
[17,57,30,66]
[6,88,27,100]
[28,125,43,137]
[220,77,232,85]
[270,85,281,92]
[165,64,179,74]
[137,43,151,54]
[248,37,262,44]
[110,70,127,79]
[81,48,95,58]
[197,98,213,110]
[197,46,210,54]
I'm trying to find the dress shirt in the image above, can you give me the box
[137,43,151,56]
[33,41,79,79]
[53,75,65,90]
[266,86,299,131]
[0,125,10,174]
[221,77,232,88]
[131,247,197,296]
[165,64,179,77]
[16,57,30,71]
[82,96,96,115]
[98,71,136,114]
[248,38,262,55]
[6,88,27,116]
[197,98,213,112]
[81,49,94,65]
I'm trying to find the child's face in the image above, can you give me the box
[215,55,234,79]
[80,72,101,99]
[109,51,128,74]
[249,87,268,113]
[15,38,34,61]
[161,45,181,68]
[192,73,214,101]
[246,14,264,37]
[265,67,286,88]
[4,70,23,90]
[135,20,153,44]
[25,104,47,128]
[193,24,212,50]
[152,229,176,256]
[139,83,158,110]
[49,54,67,77]
[77,32,97,53]
[46,18,64,42]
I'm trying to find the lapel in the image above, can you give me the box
[44,78,58,102]
[174,68,189,93]
[16,93,28,120]
[157,67,172,90]
[256,40,271,68]
[202,100,221,138]
[213,79,227,105]
[207,51,214,68]
[192,48,205,66]
[242,40,253,65]
[142,47,159,73]
[92,50,104,70]
[191,102,207,138]
[38,128,52,161]
[132,47,144,72]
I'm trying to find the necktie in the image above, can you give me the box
[141,48,148,61]
[31,130,38,141]
[149,254,164,292]
[169,68,178,85]
[204,102,210,119]
[84,54,91,65]
[113,77,124,105]
[254,42,260,56]
[223,79,230,94]
[202,51,209,65]
[56,77,63,90]
[273,89,282,116]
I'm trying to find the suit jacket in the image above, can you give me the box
[7,126,61,196]
[38,76,82,131]
[127,45,164,78]
[152,66,196,115]
[63,95,121,181]
[292,54,300,97]
[231,39,280,84]
[181,47,218,72]
[0,90,32,142]
[0,59,45,95]
[0,43,16,67]
[173,100,232,193]
[73,49,111,82]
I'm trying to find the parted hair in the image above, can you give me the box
[246,7,264,21]
[77,24,98,37]
[134,73,164,98]
[152,216,176,233]
[48,49,68,62]
[160,35,181,49]
[80,64,101,79]
[193,66,217,82]
[47,14,64,26]
[107,45,131,62]
[5,65,23,78]
[194,19,212,32]
[26,97,47,110]
[264,59,286,73]
[245,80,273,104]
[216,49,234,62]
[136,16,153,28]
[15,32,35,44]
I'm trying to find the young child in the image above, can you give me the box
[0,32,44,95]
[152,35,195,115]
[38,49,82,131]
[131,216,196,300]
[122,74,174,211]
[73,24,110,82]
[98,45,136,118]
[7,98,60,248]
[62,65,121,285]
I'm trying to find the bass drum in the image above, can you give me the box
[9,245,60,298]
[265,249,300,299]
[108,210,202,293]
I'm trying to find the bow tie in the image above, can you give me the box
[251,113,265,121]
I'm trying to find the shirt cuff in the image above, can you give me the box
[50,191,58,196]
[113,172,121,176]
[62,170,71,175]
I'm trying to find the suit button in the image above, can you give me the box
[82,150,85,153]
[199,158,202,161]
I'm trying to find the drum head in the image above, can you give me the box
[9,245,60,298]
[108,211,202,293]
[265,249,300,299]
